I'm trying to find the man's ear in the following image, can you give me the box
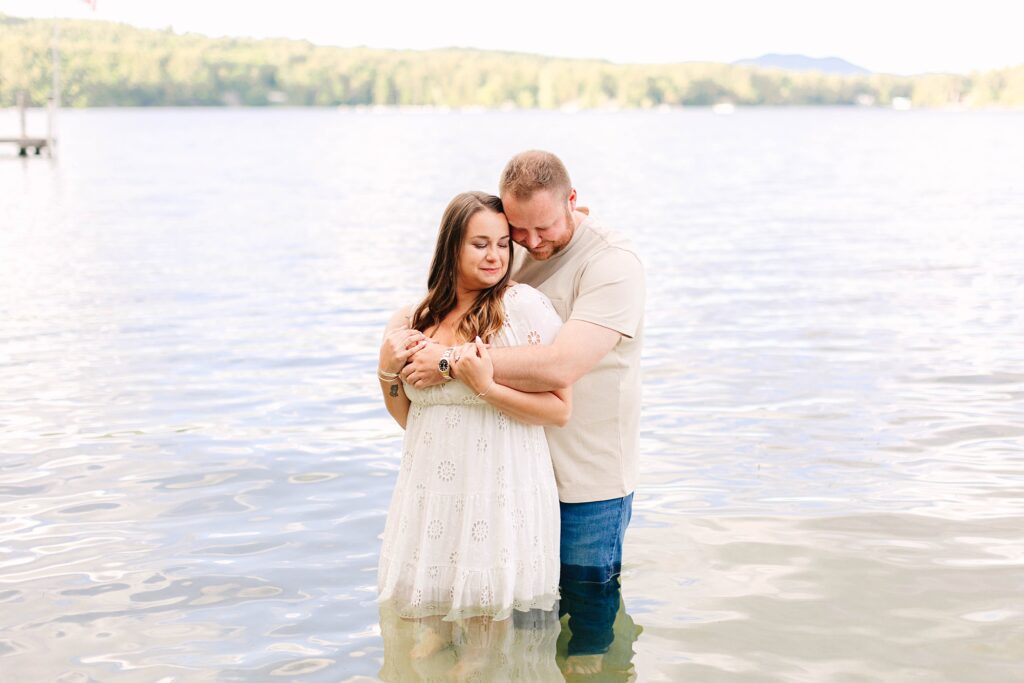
[567,187,577,211]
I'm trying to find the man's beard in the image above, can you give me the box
[534,208,576,259]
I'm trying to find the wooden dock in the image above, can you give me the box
[2,92,55,158]
[0,137,49,156]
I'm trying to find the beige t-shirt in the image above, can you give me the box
[512,209,645,503]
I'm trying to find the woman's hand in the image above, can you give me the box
[379,327,428,374]
[453,337,494,396]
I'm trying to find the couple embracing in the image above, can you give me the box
[375,150,644,668]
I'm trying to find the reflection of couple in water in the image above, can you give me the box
[375,150,645,678]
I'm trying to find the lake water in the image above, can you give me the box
[1,107,1022,682]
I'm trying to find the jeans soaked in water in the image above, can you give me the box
[558,492,633,656]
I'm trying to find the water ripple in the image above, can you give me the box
[2,107,1022,681]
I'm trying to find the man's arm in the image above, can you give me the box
[492,246,644,391]
[400,320,619,392]
[488,319,620,392]
[403,246,643,390]
[453,339,573,426]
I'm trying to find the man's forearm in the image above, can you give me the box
[489,345,568,392]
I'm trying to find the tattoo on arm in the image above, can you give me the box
[389,384,399,397]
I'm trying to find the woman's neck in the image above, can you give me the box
[423,289,470,341]
[453,284,475,316]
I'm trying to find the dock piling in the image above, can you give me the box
[3,90,53,157]
[17,92,29,156]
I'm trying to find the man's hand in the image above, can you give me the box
[379,327,428,375]
[400,339,447,388]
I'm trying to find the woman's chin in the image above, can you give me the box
[476,272,505,286]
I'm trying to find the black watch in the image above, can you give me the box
[438,347,454,381]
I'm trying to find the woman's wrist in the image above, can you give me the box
[378,366,401,383]
[378,358,403,373]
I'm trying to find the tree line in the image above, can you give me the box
[2,14,1022,109]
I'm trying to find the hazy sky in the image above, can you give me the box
[3,0,1021,75]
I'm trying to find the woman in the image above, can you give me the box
[376,191,570,642]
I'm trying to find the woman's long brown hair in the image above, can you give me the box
[410,192,512,344]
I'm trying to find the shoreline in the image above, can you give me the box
[3,103,1024,114]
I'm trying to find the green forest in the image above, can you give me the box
[2,14,1022,109]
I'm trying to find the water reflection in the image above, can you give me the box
[376,585,638,679]
[378,604,561,681]
[378,588,641,682]
[558,590,642,682]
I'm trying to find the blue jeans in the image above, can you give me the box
[558,492,633,655]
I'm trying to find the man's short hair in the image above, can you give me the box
[499,150,572,201]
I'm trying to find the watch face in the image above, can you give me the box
[438,359,450,373]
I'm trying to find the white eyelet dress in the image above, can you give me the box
[377,283,564,621]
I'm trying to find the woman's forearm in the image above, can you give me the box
[377,304,424,428]
[481,383,571,427]
[379,379,410,429]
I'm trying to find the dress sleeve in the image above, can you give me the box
[506,285,563,346]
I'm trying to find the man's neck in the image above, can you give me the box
[573,206,590,228]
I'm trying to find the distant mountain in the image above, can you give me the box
[735,54,871,75]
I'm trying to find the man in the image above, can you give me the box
[402,150,644,670]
